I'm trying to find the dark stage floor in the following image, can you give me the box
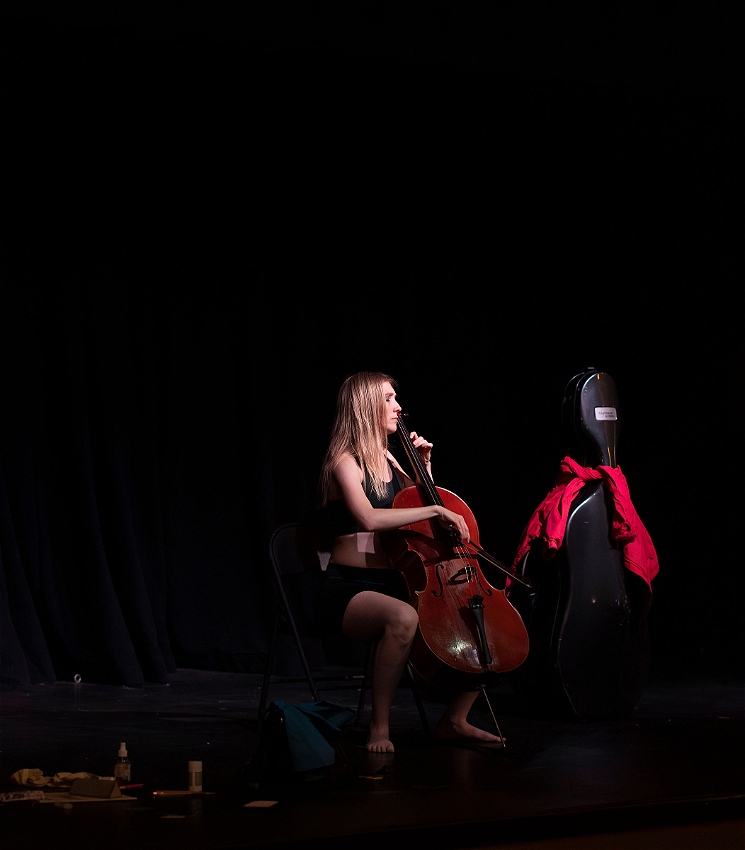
[1,669,743,850]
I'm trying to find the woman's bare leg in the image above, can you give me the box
[434,690,505,744]
[342,592,418,753]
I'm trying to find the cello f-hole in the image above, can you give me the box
[431,563,446,597]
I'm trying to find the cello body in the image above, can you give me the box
[508,369,651,720]
[383,484,529,692]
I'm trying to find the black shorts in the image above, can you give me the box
[318,564,410,635]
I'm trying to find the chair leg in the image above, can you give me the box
[257,614,280,734]
[405,663,432,737]
[273,572,321,703]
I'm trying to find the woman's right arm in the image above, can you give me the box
[333,455,470,542]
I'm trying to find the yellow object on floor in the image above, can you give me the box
[10,769,95,787]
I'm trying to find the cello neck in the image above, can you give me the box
[396,414,443,507]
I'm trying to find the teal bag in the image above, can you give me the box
[246,699,356,790]
[276,700,356,772]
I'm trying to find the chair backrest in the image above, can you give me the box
[268,522,327,638]
[270,522,324,574]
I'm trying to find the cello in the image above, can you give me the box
[381,414,530,694]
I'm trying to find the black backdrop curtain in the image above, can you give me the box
[0,278,282,688]
[1,10,741,690]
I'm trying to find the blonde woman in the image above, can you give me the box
[316,371,503,753]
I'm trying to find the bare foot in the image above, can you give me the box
[366,723,395,753]
[434,716,504,745]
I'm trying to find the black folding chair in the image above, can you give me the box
[258,521,431,736]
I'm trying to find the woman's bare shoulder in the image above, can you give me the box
[333,452,363,481]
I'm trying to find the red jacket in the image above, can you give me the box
[513,456,659,591]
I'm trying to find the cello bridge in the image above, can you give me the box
[447,564,478,584]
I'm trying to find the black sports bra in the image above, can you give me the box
[316,460,406,542]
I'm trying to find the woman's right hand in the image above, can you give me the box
[437,508,470,543]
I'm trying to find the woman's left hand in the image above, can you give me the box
[409,431,433,465]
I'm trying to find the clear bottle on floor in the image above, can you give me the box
[113,742,131,785]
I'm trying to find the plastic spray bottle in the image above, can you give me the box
[113,742,131,785]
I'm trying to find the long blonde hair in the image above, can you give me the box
[318,371,397,506]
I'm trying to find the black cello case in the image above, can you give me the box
[509,367,651,720]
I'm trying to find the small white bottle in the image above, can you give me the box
[113,742,131,785]
[188,760,203,793]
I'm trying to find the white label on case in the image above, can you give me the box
[595,407,617,420]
